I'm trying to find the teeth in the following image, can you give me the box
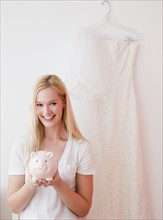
[44,116,54,119]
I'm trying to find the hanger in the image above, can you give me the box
[100,0,141,41]
[81,0,142,41]
[102,0,111,22]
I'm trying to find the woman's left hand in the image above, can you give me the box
[40,171,61,187]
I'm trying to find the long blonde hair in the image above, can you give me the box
[26,74,85,154]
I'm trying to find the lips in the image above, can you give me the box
[43,115,55,120]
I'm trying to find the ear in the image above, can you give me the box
[62,102,66,108]
[46,152,53,158]
[30,152,37,158]
[62,98,66,108]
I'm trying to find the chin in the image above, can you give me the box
[43,123,56,128]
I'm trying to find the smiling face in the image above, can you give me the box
[35,87,66,129]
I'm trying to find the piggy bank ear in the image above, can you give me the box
[46,152,53,158]
[30,152,37,158]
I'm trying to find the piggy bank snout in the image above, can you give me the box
[33,160,47,170]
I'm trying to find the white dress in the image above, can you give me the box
[64,26,151,219]
[9,136,96,220]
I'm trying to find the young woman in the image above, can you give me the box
[7,74,96,219]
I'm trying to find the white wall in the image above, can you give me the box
[1,1,162,219]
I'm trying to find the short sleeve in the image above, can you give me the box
[8,138,26,175]
[77,141,96,175]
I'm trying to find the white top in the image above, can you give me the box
[9,136,96,220]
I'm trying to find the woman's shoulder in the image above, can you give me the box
[70,137,92,153]
[70,137,88,146]
[9,136,28,174]
[12,136,28,155]
[70,137,96,174]
[13,135,27,146]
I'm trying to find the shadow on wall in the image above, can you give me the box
[0,189,12,220]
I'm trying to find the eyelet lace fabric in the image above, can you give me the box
[64,29,151,219]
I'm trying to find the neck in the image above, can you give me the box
[44,123,68,141]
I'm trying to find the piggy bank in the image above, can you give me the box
[28,151,57,183]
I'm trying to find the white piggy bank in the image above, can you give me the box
[28,151,57,182]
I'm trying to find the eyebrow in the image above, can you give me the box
[35,99,58,103]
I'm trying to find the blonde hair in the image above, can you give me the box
[26,74,86,154]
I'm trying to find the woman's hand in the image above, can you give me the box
[39,170,61,187]
[28,175,42,188]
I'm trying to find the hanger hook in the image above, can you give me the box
[102,0,111,16]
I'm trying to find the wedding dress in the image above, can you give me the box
[63,20,151,219]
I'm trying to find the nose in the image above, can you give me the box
[43,105,52,115]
